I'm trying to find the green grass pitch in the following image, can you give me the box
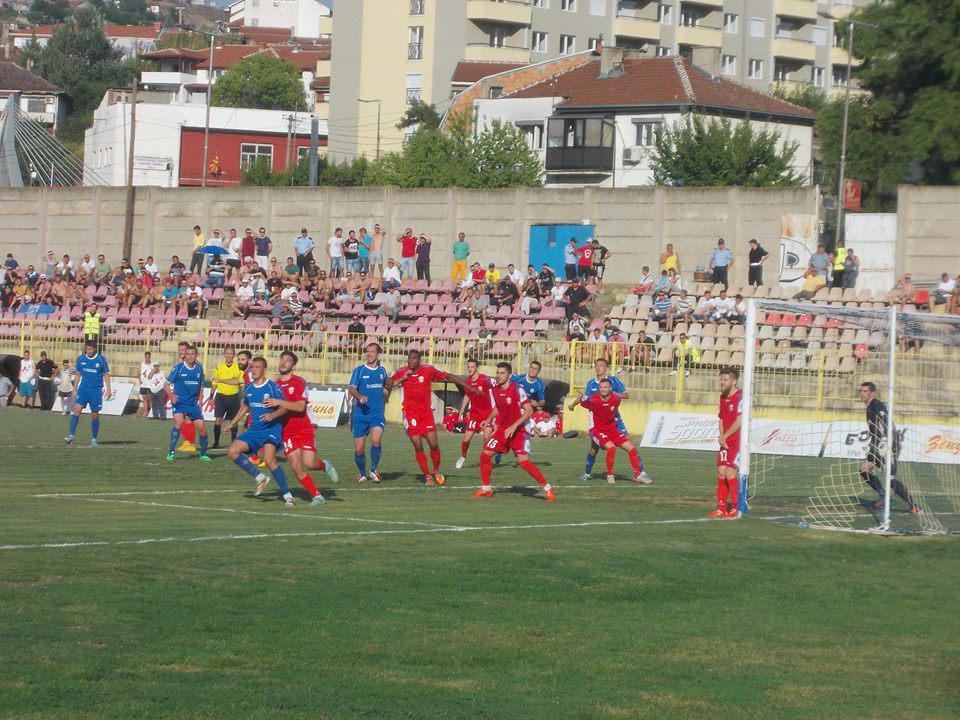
[0,410,958,720]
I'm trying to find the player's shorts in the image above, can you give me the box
[213,393,240,421]
[866,447,898,476]
[139,386,151,396]
[238,426,282,454]
[403,409,436,437]
[466,411,491,433]
[282,426,316,454]
[590,428,630,448]
[173,402,203,422]
[590,417,629,451]
[74,387,103,413]
[485,427,530,456]
[718,440,741,470]
[352,412,386,439]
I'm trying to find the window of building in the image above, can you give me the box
[406,72,422,104]
[588,37,600,51]
[634,121,661,146]
[489,28,506,47]
[250,18,258,26]
[832,66,847,88]
[560,34,575,54]
[26,98,45,113]
[532,31,547,52]
[410,0,424,15]
[775,17,802,39]
[516,123,544,151]
[748,58,763,79]
[241,143,273,171]
[723,12,737,34]
[489,85,503,99]
[656,46,671,56]
[812,66,824,87]
[680,5,705,27]
[533,0,548,7]
[658,3,672,25]
[561,0,575,11]
[750,17,765,38]
[812,25,826,46]
[678,44,693,61]
[721,54,736,76]
[774,62,789,82]
[833,27,843,47]
[409,26,423,59]
[297,146,310,161]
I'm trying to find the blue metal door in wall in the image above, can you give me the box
[529,224,595,278]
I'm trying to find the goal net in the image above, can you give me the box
[740,299,960,535]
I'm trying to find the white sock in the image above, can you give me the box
[543,483,552,492]
[283,492,294,501]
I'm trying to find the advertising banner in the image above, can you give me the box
[307,389,346,428]
[52,379,135,416]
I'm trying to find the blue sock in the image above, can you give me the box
[168,427,181,454]
[235,454,261,479]
[199,432,208,455]
[354,452,367,476]
[91,418,99,440]
[370,444,382,471]
[584,451,597,475]
[272,465,291,495]
[69,414,79,436]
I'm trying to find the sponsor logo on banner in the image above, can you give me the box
[52,379,135,416]
[307,389,345,428]
[641,412,718,452]
[779,214,818,287]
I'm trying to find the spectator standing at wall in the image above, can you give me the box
[415,234,432,283]
[189,225,206,275]
[327,227,345,278]
[397,228,418,279]
[660,243,680,276]
[369,224,386,279]
[564,238,578,281]
[591,239,612,287]
[295,228,316,275]
[357,227,371,274]
[747,239,770,287]
[831,245,848,289]
[343,230,361,274]
[36,351,57,411]
[809,243,830,277]
[239,228,256,267]
[841,248,859,290]
[255,227,272,270]
[708,238,733,289]
[451,232,470,283]
[575,240,595,280]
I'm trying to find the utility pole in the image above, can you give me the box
[308,115,319,186]
[201,30,215,188]
[122,79,138,261]
[358,98,381,159]
[285,114,294,171]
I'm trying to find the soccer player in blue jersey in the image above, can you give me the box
[65,341,111,446]
[164,344,211,461]
[224,356,295,506]
[580,357,651,483]
[347,342,389,483]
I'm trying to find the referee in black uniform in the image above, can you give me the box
[858,382,919,513]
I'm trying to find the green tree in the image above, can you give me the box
[396,100,442,131]
[468,119,542,188]
[27,0,70,24]
[650,112,804,188]
[155,32,241,51]
[211,54,308,111]
[88,0,156,24]
[771,83,826,113]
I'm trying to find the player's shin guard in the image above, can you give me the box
[584,450,597,475]
[519,460,548,487]
[430,449,441,473]
[354,452,367,476]
[717,477,728,507]
[479,453,493,487]
[69,413,80,436]
[271,466,292,496]
[300,473,320,497]
[628,448,641,476]
[198,432,208,456]
[728,475,739,511]
[234,454,261,479]
[312,458,327,471]
[460,440,470,458]
[605,447,617,475]
[91,418,100,440]
[860,471,884,497]
[181,422,196,443]
[370,444,382,471]
[414,451,430,476]
[168,427,181,454]
[213,424,221,446]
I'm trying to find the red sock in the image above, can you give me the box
[181,423,196,443]
[414,451,430,475]
[312,458,327,471]
[430,449,441,473]
[300,473,320,497]
[716,477,727,507]
[728,475,739,512]
[479,453,492,485]
[628,448,641,476]
[605,446,616,475]
[460,440,470,458]
[519,459,547,487]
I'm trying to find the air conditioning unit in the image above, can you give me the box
[623,146,649,165]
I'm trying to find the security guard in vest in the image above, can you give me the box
[832,246,847,290]
[82,304,101,348]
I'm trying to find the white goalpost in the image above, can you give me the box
[739,298,960,535]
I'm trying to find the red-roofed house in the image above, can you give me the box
[10,22,164,58]
[471,48,816,188]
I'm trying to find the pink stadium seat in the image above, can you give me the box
[765,312,782,326]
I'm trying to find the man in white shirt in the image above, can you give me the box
[934,272,956,306]
[506,263,523,287]
[280,281,299,303]
[144,256,160,278]
[56,254,75,277]
[327,228,345,278]
[381,258,402,289]
[224,229,242,282]
[709,289,736,323]
[80,254,96,277]
[693,290,715,321]
[144,361,167,420]
[139,351,156,417]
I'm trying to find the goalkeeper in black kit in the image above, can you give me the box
[858,382,919,514]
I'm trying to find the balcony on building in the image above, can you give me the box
[676,2,722,46]
[140,71,199,90]
[467,0,532,27]
[464,43,530,62]
[773,37,816,63]
[774,0,818,22]
[773,60,814,86]
[545,116,615,173]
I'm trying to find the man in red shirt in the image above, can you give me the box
[710,366,743,519]
[575,241,595,281]
[386,349,476,486]
[473,361,555,502]
[240,228,257,266]
[455,358,496,469]
[397,227,418,279]
[264,350,339,505]
[569,378,646,484]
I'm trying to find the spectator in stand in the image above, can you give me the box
[397,227,417,279]
[182,279,205,317]
[382,258,402,290]
[327,227,345,278]
[343,230,361,274]
[709,289,737,323]
[205,256,226,289]
[299,258,321,290]
[564,238,578,281]
[708,238,733,289]
[506,263,523,288]
[469,288,490,320]
[591,239,611,287]
[520,275,541,316]
[55,358,75,415]
[494,277,519,308]
[451,232,470,283]
[531,410,559,438]
[234,277,255,317]
[169,255,186,279]
[415,234,432,283]
[538,263,556,293]
[36,351,57,411]
[674,289,694,325]
[485,263,501,293]
[336,273,363,304]
[3,253,17,271]
[809,243,830,277]
[651,290,674,329]
[276,301,298,330]
[886,274,916,305]
[460,262,485,290]
[469,320,495,358]
[357,227,371,274]
[948,275,960,314]
[17,350,36,408]
[563,278,592,319]
[747,239,770,287]
[670,333,696,376]
[189,224,206,275]
[567,313,587,341]
[693,290,714,321]
[369,224,386,279]
[841,248,859,290]
[127,278,149,309]
[934,273,956,308]
[144,256,159,279]
[377,286,401,323]
[162,278,180,310]
[793,268,827,301]
[255,227,272,271]
[575,239,595,280]
[42,250,56,280]
[93,254,112,285]
[830,245,848,289]
[295,228,316,276]
[56,254,75,278]
[630,329,656,368]
[80,254,95,281]
[284,257,299,277]
[666,268,684,294]
[660,243,681,276]
[239,228,256,268]
[587,327,605,344]
[346,315,366,353]
[219,229,238,281]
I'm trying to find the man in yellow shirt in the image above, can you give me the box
[210,347,245,448]
[792,268,827,300]
[189,224,206,277]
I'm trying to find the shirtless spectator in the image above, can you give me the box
[369,224,386,278]
[336,272,363,303]
[127,278,149,309]
[886,274,916,305]
[312,270,334,305]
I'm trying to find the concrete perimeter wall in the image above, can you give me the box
[0,185,819,286]
[897,185,960,280]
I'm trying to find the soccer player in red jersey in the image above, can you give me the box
[455,357,496,469]
[263,350,339,505]
[473,361,555,502]
[386,349,476,486]
[710,366,743,519]
[568,378,649,485]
